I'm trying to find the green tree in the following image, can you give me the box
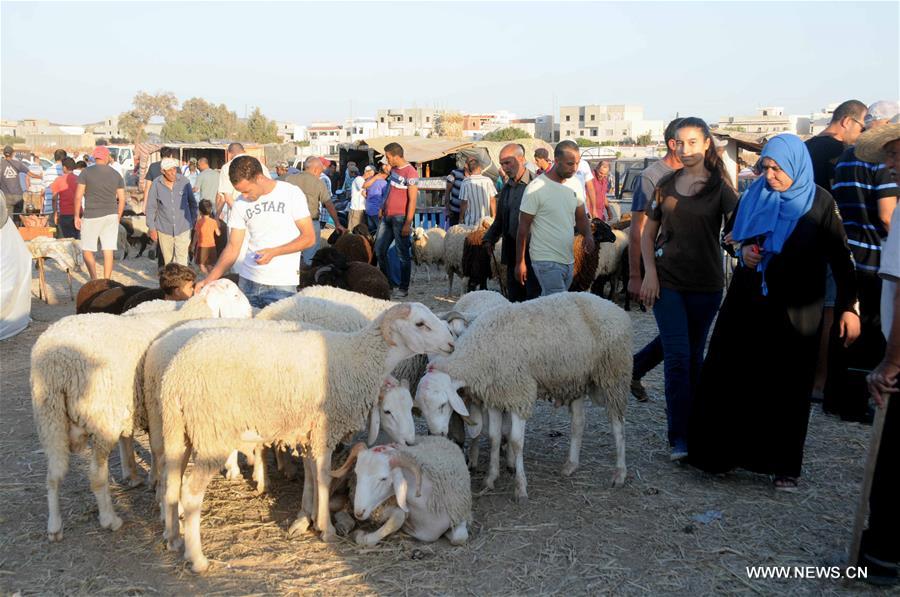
[241,107,280,143]
[482,127,532,142]
[0,135,24,145]
[162,98,242,142]
[118,91,178,144]
[636,133,653,146]
[574,137,599,147]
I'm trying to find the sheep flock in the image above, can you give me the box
[28,219,636,575]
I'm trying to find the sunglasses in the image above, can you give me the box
[850,117,866,132]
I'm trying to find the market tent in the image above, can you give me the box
[456,138,553,181]
[362,136,474,164]
[0,214,32,339]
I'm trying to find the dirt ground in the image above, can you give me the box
[0,254,887,596]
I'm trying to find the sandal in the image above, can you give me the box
[774,476,799,492]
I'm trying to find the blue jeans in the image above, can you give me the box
[366,214,380,237]
[374,215,412,290]
[238,276,296,309]
[301,220,321,266]
[652,287,722,450]
[633,336,663,380]
[531,260,573,296]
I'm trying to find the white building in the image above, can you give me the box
[375,108,436,137]
[718,107,810,136]
[306,122,343,157]
[342,117,378,143]
[558,104,663,144]
[809,102,841,136]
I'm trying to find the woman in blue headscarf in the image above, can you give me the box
[688,134,860,491]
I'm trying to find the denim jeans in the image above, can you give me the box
[652,287,722,450]
[531,260,573,296]
[238,276,296,309]
[57,214,79,239]
[301,220,321,266]
[374,215,412,290]
[366,214,380,237]
[633,336,663,380]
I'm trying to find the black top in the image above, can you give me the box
[483,169,534,265]
[805,135,845,191]
[726,186,858,331]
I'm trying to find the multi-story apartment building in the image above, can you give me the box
[718,107,810,136]
[375,108,436,137]
[558,104,663,144]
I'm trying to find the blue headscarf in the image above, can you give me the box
[731,134,816,295]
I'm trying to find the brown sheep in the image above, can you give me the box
[79,285,152,314]
[332,225,376,265]
[75,279,124,314]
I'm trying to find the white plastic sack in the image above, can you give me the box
[0,217,32,339]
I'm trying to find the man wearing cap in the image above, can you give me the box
[146,157,197,266]
[1,145,42,223]
[825,102,900,424]
[319,158,334,196]
[142,147,177,212]
[284,156,345,266]
[274,161,288,180]
[855,117,900,586]
[184,157,199,188]
[73,146,126,279]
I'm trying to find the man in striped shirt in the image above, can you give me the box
[827,101,900,423]
[459,157,496,226]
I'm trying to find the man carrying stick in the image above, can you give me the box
[853,119,900,587]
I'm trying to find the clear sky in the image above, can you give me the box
[2,1,897,126]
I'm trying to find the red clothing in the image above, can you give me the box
[194,216,218,248]
[51,172,78,215]
[383,164,418,217]
[591,175,610,221]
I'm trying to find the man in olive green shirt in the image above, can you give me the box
[516,140,594,295]
[284,156,345,265]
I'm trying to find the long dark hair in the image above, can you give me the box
[659,116,732,197]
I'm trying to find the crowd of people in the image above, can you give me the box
[5,101,899,583]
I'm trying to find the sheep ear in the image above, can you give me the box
[380,304,412,346]
[367,408,380,446]
[391,468,409,512]
[448,392,470,417]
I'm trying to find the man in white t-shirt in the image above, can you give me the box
[574,156,598,218]
[197,155,314,308]
[217,142,271,274]
[516,140,594,295]
[348,165,366,230]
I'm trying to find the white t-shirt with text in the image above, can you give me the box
[227,181,311,286]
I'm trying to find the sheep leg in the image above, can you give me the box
[118,435,142,488]
[466,402,483,470]
[45,432,70,542]
[481,408,503,494]
[181,461,216,573]
[354,506,407,546]
[223,450,240,480]
[88,442,122,532]
[252,444,266,495]
[163,443,190,550]
[445,521,469,545]
[509,413,528,503]
[288,455,315,538]
[609,411,627,488]
[314,452,337,542]
[447,270,454,297]
[562,397,586,477]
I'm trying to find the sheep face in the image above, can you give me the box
[415,370,469,437]
[381,303,455,357]
[370,378,416,446]
[353,448,407,519]
[197,278,253,318]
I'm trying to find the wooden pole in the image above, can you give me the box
[847,399,890,568]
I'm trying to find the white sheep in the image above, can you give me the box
[332,436,471,546]
[442,223,476,296]
[297,285,395,319]
[411,226,446,283]
[418,292,631,502]
[30,279,251,542]
[158,303,455,572]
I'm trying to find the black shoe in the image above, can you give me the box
[631,378,648,402]
[858,552,899,587]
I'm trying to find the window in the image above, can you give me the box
[590,115,595,121]
[408,117,413,123]
[380,117,385,123]
[591,129,597,136]
[426,117,430,122]
[580,130,585,136]
[565,115,571,121]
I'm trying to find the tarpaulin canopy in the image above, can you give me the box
[456,138,554,181]
[362,136,474,164]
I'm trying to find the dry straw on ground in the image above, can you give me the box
[0,256,882,595]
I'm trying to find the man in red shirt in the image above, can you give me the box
[374,142,418,297]
[51,157,79,238]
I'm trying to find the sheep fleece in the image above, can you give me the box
[398,436,472,526]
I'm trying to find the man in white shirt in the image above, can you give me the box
[459,157,496,226]
[218,142,271,273]
[197,155,314,308]
[348,165,366,230]
[574,156,598,218]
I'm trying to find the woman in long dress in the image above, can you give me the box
[688,134,860,491]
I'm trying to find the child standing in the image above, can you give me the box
[192,199,220,274]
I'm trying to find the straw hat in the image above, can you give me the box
[856,116,900,164]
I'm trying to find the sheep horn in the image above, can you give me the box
[438,310,472,324]
[314,265,334,284]
[391,452,423,498]
[330,442,367,479]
